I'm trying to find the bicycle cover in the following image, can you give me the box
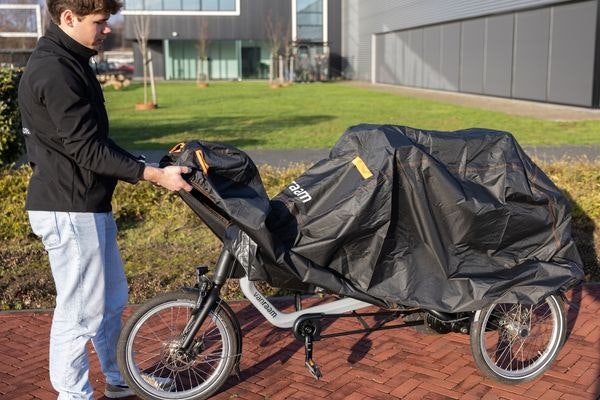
[167,124,584,312]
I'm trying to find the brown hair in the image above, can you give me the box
[47,0,123,23]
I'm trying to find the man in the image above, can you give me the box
[17,0,192,398]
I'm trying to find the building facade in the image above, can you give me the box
[121,0,600,107]
[342,0,600,108]
[123,0,342,82]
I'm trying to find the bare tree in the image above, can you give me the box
[132,15,156,107]
[265,12,283,85]
[283,21,293,83]
[196,19,210,87]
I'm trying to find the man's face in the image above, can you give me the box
[64,11,112,50]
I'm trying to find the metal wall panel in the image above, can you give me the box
[460,19,485,94]
[423,26,441,89]
[328,0,343,75]
[484,14,514,97]
[377,34,396,84]
[512,8,551,101]
[374,35,382,83]
[547,1,597,105]
[356,0,572,33]
[394,31,407,84]
[341,0,360,78]
[405,30,424,87]
[387,33,399,84]
[440,23,461,91]
[345,0,598,107]
[341,0,574,81]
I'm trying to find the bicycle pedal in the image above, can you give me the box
[305,359,322,380]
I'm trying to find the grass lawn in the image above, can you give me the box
[106,81,600,151]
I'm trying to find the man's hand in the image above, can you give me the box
[143,165,193,192]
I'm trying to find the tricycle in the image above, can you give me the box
[117,124,582,399]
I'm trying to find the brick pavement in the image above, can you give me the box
[1,284,600,400]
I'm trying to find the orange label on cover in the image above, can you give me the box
[169,142,185,153]
[352,156,373,179]
[194,149,209,174]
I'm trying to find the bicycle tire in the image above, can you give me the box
[469,294,566,384]
[117,291,239,400]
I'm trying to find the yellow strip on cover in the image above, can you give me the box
[352,156,373,179]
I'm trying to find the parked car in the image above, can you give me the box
[91,60,133,77]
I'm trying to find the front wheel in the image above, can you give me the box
[470,294,566,384]
[117,291,239,400]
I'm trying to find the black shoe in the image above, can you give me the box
[104,383,135,398]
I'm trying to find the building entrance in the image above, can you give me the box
[242,46,264,79]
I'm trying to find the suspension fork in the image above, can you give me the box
[180,249,235,351]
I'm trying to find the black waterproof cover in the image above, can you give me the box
[166,124,583,312]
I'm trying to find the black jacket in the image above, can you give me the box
[18,23,145,212]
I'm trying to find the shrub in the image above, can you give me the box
[541,160,600,280]
[0,67,24,168]
[0,165,30,240]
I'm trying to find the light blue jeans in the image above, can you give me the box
[28,211,128,400]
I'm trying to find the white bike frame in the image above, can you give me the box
[239,276,371,328]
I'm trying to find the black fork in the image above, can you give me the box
[178,249,236,352]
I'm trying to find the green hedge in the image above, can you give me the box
[0,67,24,168]
[1,162,598,310]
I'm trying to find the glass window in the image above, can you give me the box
[296,0,322,42]
[297,0,322,14]
[163,0,181,10]
[4,9,38,33]
[219,0,235,11]
[125,0,144,10]
[201,0,218,10]
[124,0,237,12]
[182,0,199,10]
[297,26,322,41]
[145,0,163,10]
[297,13,321,26]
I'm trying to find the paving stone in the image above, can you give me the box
[1,284,600,399]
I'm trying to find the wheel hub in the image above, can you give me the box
[519,328,530,338]
[500,316,531,341]
[161,338,200,372]
[499,306,533,339]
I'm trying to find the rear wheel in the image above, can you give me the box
[117,291,239,400]
[470,294,566,384]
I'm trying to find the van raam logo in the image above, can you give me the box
[288,181,312,203]
[253,291,278,318]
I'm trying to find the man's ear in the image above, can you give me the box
[60,9,75,28]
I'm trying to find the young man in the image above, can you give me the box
[18,0,192,398]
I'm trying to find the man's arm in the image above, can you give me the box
[143,165,193,192]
